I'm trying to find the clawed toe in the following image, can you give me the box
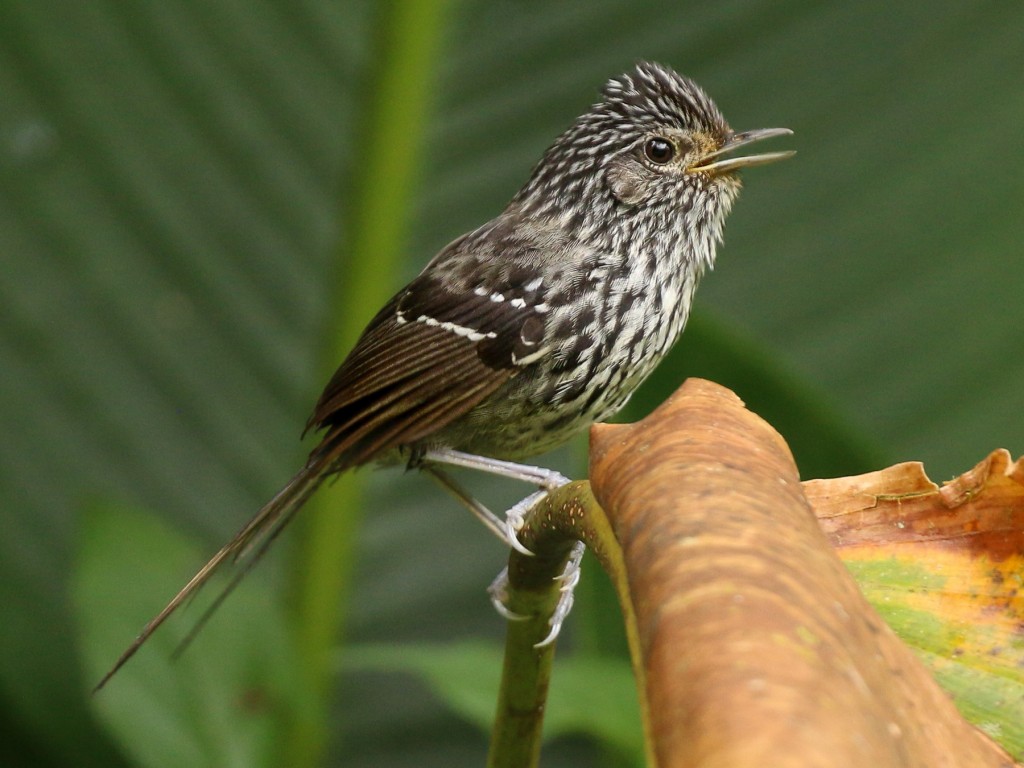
[534,541,585,647]
[488,567,528,621]
[504,490,549,556]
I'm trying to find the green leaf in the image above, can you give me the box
[72,504,308,768]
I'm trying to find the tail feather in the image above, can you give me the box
[93,461,327,693]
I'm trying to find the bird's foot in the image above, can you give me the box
[487,540,585,646]
[488,567,527,621]
[501,469,571,553]
[536,541,585,646]
[503,489,548,555]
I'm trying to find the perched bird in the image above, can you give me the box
[96,61,792,689]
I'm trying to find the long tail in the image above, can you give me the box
[93,460,328,692]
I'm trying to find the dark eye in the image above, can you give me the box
[643,137,675,165]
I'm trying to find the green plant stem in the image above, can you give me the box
[487,485,583,768]
[487,481,654,768]
[283,1,455,765]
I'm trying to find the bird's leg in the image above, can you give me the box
[420,448,570,490]
[423,466,533,555]
[420,447,570,547]
[420,448,579,643]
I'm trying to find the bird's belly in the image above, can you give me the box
[426,322,682,460]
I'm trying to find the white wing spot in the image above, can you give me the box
[416,314,496,343]
[510,297,526,308]
[473,286,488,297]
[512,345,550,366]
[524,277,543,292]
[489,292,505,303]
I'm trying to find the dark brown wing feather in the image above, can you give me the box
[309,321,514,465]
[306,269,547,467]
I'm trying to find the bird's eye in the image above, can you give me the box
[643,137,675,165]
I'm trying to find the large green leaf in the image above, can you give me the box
[2,0,1023,765]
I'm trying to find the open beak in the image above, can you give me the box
[687,127,795,176]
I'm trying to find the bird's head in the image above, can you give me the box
[515,62,793,254]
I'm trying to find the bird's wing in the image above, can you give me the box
[307,258,553,467]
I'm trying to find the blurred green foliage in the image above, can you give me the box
[1,0,1022,766]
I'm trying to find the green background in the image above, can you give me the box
[2,1,1022,766]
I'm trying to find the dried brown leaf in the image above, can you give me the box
[588,378,1017,768]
